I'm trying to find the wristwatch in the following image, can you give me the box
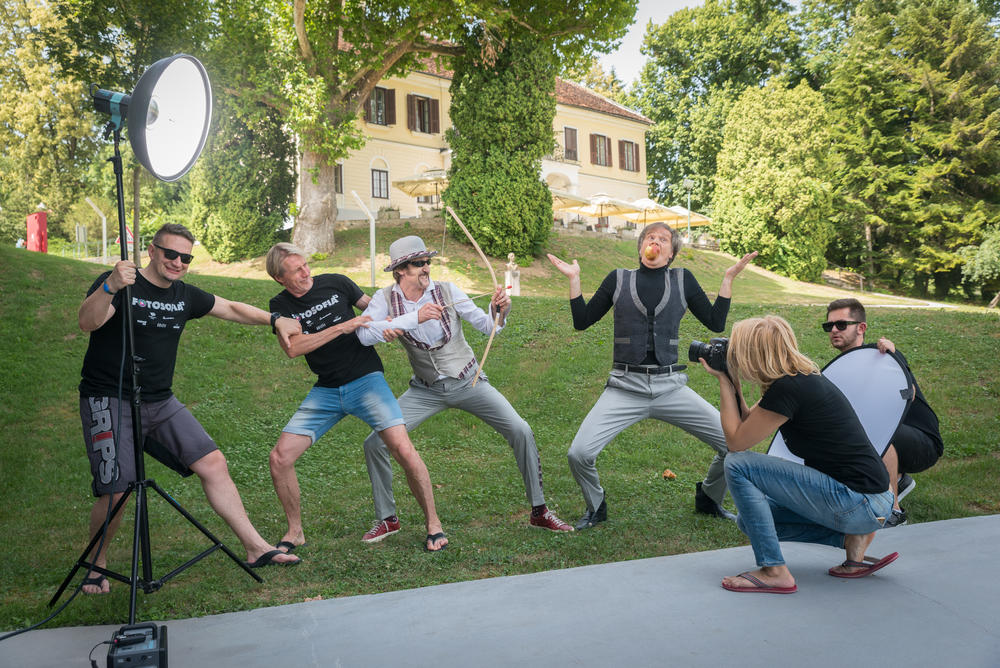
[270,312,281,331]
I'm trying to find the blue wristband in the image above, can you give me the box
[102,281,115,295]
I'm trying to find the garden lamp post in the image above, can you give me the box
[682,178,694,240]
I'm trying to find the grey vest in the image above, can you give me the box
[612,268,687,365]
[383,282,479,383]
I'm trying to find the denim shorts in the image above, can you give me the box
[283,372,404,443]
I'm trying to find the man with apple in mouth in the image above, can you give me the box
[547,223,756,530]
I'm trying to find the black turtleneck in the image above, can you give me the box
[570,264,730,364]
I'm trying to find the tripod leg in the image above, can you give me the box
[148,480,263,583]
[128,479,150,623]
[49,487,134,607]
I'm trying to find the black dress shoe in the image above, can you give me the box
[575,498,608,530]
[695,482,736,521]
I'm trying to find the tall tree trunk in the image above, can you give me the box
[292,149,337,255]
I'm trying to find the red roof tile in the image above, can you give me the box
[413,61,651,126]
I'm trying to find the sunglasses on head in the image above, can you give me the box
[153,243,194,264]
[822,320,862,332]
[407,259,432,268]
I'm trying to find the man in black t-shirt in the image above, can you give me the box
[264,242,447,552]
[547,223,757,529]
[825,298,944,528]
[78,223,302,594]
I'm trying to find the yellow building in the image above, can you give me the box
[334,68,652,226]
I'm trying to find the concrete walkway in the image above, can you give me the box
[3,514,998,667]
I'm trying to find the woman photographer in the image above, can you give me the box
[698,315,896,594]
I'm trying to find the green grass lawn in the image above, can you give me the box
[1,230,998,630]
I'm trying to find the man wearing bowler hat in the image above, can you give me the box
[265,242,447,552]
[356,236,573,542]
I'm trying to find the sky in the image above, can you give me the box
[597,0,702,86]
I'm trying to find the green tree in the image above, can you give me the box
[635,0,802,210]
[218,0,636,255]
[0,0,99,242]
[794,0,863,89]
[562,55,629,104]
[188,96,296,262]
[960,227,1000,305]
[46,0,211,259]
[713,80,834,281]
[824,0,1000,297]
[445,36,557,259]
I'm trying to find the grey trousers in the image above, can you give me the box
[363,375,545,520]
[568,369,728,512]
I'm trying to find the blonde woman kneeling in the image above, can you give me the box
[697,315,896,594]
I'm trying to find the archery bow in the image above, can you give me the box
[445,206,500,388]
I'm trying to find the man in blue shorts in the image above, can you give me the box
[265,242,447,552]
[78,223,302,595]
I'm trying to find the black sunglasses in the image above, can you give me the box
[822,319,862,332]
[153,243,194,264]
[407,259,432,268]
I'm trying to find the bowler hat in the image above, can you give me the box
[384,236,438,272]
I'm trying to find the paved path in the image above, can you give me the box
[3,514,997,667]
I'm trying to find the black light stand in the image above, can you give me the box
[49,56,261,627]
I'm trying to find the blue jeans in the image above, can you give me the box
[725,451,893,567]
[283,372,405,444]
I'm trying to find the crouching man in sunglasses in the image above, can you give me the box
[77,223,303,595]
[824,298,943,528]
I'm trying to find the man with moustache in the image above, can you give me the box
[356,236,573,542]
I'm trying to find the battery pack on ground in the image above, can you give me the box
[107,622,167,668]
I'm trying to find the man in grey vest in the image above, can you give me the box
[357,236,573,542]
[547,224,756,529]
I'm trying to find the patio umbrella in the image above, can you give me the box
[550,188,590,212]
[667,205,712,238]
[392,169,449,199]
[667,205,711,226]
[622,198,686,226]
[560,192,641,219]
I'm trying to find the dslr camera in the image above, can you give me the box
[689,337,729,373]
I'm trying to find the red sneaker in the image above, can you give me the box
[362,516,401,543]
[529,510,574,532]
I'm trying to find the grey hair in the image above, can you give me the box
[265,242,308,279]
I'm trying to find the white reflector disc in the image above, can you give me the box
[768,347,910,463]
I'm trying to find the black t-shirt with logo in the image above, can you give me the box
[79,271,216,402]
[269,273,382,388]
[760,372,890,494]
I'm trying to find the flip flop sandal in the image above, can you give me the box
[722,572,797,594]
[82,574,109,594]
[829,551,899,578]
[425,532,448,552]
[247,549,302,568]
